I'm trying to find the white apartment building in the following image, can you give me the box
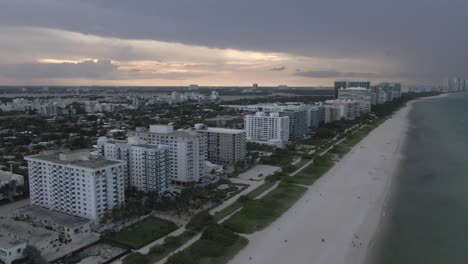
[337,87,372,114]
[325,99,360,120]
[222,103,306,112]
[97,137,170,193]
[25,150,126,223]
[306,106,321,128]
[128,125,207,184]
[194,124,246,166]
[318,105,333,124]
[245,112,290,147]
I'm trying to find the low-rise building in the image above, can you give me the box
[0,171,24,201]
[15,205,91,243]
[0,236,26,264]
[0,217,61,254]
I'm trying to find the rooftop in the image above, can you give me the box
[339,87,369,90]
[0,170,23,183]
[16,205,90,228]
[25,149,124,169]
[199,127,245,134]
[0,235,25,249]
[0,217,59,244]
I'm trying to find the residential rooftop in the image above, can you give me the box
[0,170,23,183]
[25,149,124,169]
[198,127,245,134]
[0,217,59,244]
[0,235,25,249]
[16,205,90,228]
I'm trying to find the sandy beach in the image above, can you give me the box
[229,104,413,264]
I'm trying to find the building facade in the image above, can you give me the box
[25,150,126,223]
[279,108,308,140]
[307,106,321,129]
[245,112,290,146]
[337,88,372,114]
[97,137,170,193]
[128,125,207,184]
[334,81,371,98]
[194,125,246,166]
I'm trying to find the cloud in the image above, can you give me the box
[270,66,286,71]
[1,0,466,84]
[295,70,385,79]
[0,60,117,79]
[0,26,407,85]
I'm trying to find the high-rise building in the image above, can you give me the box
[245,112,290,146]
[97,137,170,193]
[279,108,309,139]
[306,106,321,129]
[337,87,372,114]
[128,125,207,184]
[194,125,247,166]
[378,83,402,102]
[325,99,360,120]
[334,81,371,98]
[318,105,332,124]
[25,150,126,223]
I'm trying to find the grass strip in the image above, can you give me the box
[223,182,307,233]
[102,217,177,249]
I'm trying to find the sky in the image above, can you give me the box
[0,0,466,86]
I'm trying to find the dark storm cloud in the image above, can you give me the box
[270,66,286,71]
[0,59,203,81]
[0,60,117,79]
[296,70,387,79]
[0,0,467,83]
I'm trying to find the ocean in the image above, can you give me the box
[372,92,468,263]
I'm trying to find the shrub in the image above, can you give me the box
[237,195,251,204]
[187,211,214,231]
[201,224,238,246]
[166,252,197,264]
[123,252,149,264]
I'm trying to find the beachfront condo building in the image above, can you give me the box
[307,106,321,128]
[337,87,372,114]
[97,137,170,193]
[325,99,360,120]
[279,108,309,139]
[245,112,290,146]
[334,80,371,98]
[194,124,247,166]
[127,125,207,184]
[25,150,126,223]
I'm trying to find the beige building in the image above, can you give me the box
[194,125,247,166]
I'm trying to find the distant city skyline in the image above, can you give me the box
[0,1,467,86]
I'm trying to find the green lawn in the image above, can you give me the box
[166,224,248,264]
[223,182,307,233]
[283,155,334,186]
[213,180,277,222]
[144,230,198,263]
[103,217,178,249]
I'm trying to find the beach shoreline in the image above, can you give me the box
[229,103,414,264]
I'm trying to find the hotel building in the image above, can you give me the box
[97,137,170,193]
[25,150,126,223]
[245,112,290,146]
[128,125,207,184]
